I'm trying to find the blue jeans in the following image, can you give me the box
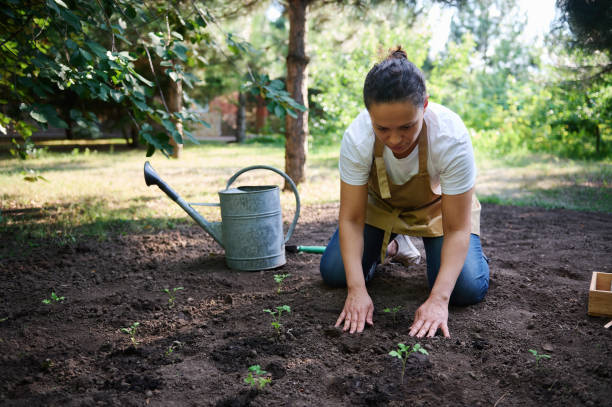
[319,224,489,306]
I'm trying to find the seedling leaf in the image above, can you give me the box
[389,342,429,384]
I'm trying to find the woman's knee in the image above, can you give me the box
[319,252,347,288]
[319,263,347,288]
[450,280,488,306]
[451,256,490,306]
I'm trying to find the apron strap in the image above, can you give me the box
[375,157,391,199]
[374,138,391,199]
[379,207,402,263]
[417,131,428,175]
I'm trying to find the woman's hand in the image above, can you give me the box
[409,295,450,338]
[335,286,374,334]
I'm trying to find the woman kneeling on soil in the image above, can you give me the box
[319,47,489,338]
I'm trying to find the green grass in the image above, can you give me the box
[1,142,610,245]
[476,153,611,213]
[0,142,339,244]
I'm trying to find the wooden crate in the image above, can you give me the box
[588,272,612,317]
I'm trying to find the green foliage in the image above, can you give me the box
[244,73,307,120]
[1,0,194,157]
[300,0,612,159]
[308,5,429,144]
[273,273,290,294]
[244,365,271,390]
[2,114,38,159]
[263,305,291,335]
[0,0,305,157]
[528,349,551,367]
[431,0,536,142]
[557,0,612,54]
[3,1,607,161]
[42,291,65,304]
[389,343,429,384]
[120,322,140,345]
[429,1,611,160]
[162,286,184,308]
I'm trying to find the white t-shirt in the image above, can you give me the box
[339,102,476,196]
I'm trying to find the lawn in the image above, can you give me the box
[1,141,610,244]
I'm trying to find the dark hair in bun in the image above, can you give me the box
[389,47,408,60]
[363,45,427,109]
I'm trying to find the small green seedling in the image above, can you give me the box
[383,305,402,325]
[165,341,183,357]
[263,305,291,335]
[273,273,290,294]
[42,292,65,304]
[244,365,271,390]
[389,343,429,384]
[41,358,54,371]
[528,349,551,367]
[121,322,140,345]
[162,286,184,308]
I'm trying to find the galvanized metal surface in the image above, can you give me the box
[219,186,285,270]
[220,166,301,271]
[144,162,300,271]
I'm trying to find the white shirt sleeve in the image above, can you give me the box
[432,111,476,195]
[338,111,374,186]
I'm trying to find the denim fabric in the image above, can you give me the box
[319,224,489,306]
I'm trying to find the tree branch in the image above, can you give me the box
[558,61,612,88]
[144,46,170,113]
[191,1,259,85]
[95,0,116,52]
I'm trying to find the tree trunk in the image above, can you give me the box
[236,91,247,143]
[167,70,183,158]
[285,0,309,189]
[130,124,140,148]
[62,105,74,140]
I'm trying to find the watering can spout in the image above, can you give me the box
[144,161,179,201]
[144,162,224,247]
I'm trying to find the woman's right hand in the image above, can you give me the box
[335,286,374,334]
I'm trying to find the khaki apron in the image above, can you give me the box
[365,130,481,262]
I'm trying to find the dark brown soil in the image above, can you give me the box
[1,203,611,406]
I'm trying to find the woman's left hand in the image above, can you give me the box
[409,296,450,338]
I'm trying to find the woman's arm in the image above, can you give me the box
[409,187,473,338]
[334,181,374,333]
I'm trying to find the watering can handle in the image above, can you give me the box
[225,165,301,244]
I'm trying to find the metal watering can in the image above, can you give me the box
[144,162,300,271]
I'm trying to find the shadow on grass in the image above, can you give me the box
[1,161,108,175]
[0,198,193,250]
[0,140,144,157]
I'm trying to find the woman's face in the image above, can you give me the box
[368,99,427,159]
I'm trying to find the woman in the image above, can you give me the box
[319,47,489,338]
